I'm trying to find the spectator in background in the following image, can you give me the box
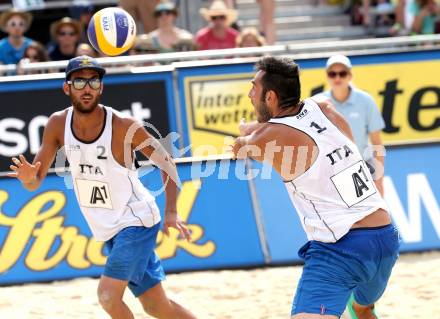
[219,0,235,9]
[145,1,194,53]
[236,27,266,47]
[0,9,34,66]
[17,41,50,75]
[119,0,161,34]
[69,4,95,43]
[127,34,159,66]
[196,0,239,50]
[353,0,395,27]
[23,41,49,62]
[257,0,276,44]
[410,0,440,34]
[48,17,82,61]
[313,55,386,196]
[129,34,159,55]
[389,0,409,35]
[76,43,98,57]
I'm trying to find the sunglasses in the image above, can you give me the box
[67,77,101,90]
[211,15,226,21]
[59,31,76,37]
[327,70,349,79]
[7,21,25,28]
[155,10,175,17]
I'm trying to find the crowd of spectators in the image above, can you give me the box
[0,0,273,75]
[351,0,440,35]
[1,0,438,76]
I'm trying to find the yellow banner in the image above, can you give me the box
[184,60,440,152]
[184,73,256,154]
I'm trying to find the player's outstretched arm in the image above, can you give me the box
[232,124,270,161]
[126,119,191,241]
[7,112,63,191]
[239,118,264,136]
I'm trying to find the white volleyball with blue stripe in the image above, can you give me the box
[87,7,136,56]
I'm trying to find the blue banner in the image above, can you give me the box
[250,162,307,264]
[138,159,265,271]
[0,159,264,285]
[383,144,440,252]
[1,144,439,284]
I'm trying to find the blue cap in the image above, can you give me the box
[65,55,106,81]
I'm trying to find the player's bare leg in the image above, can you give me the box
[138,282,197,319]
[97,275,134,319]
[351,301,377,319]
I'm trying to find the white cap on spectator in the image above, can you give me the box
[326,55,352,69]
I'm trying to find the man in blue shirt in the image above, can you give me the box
[0,9,33,67]
[314,55,386,198]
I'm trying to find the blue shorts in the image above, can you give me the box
[292,224,400,316]
[104,223,165,297]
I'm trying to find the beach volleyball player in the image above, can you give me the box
[8,56,196,319]
[233,56,400,318]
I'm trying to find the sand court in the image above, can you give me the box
[0,251,439,318]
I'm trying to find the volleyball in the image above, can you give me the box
[87,7,136,56]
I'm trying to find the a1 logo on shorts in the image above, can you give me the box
[75,179,113,209]
[331,161,377,207]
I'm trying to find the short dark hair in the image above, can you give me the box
[24,41,49,62]
[255,56,301,108]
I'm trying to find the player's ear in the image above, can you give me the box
[63,82,70,96]
[266,90,275,102]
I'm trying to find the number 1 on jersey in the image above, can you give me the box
[310,122,327,133]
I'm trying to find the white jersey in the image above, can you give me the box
[64,106,161,241]
[269,99,387,243]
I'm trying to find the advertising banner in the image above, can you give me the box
[382,144,440,252]
[0,159,264,285]
[177,50,440,154]
[176,62,256,154]
[0,71,177,172]
[301,50,440,146]
[1,143,439,285]
[249,161,307,264]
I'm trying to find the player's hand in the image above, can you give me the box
[239,118,248,136]
[231,137,248,160]
[163,211,191,241]
[7,155,41,184]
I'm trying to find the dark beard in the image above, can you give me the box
[256,100,272,123]
[71,94,100,114]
